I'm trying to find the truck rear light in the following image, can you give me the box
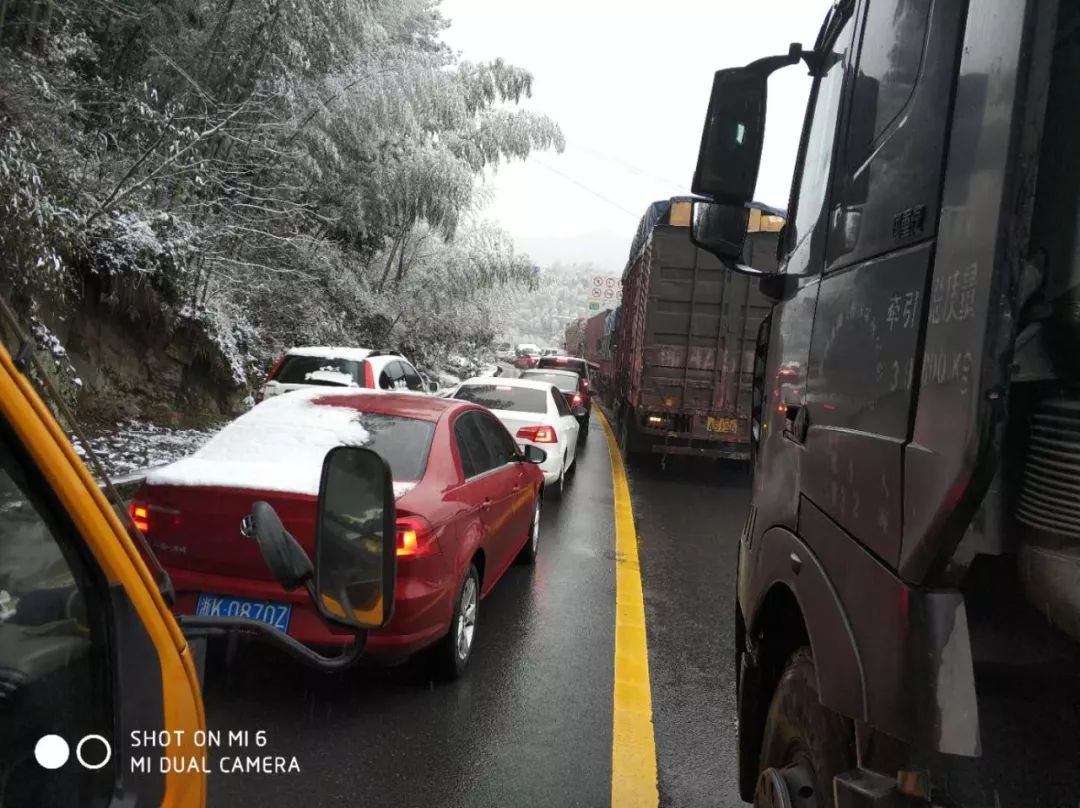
[516,425,558,443]
[396,516,438,557]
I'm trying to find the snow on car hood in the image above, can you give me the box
[146,389,411,498]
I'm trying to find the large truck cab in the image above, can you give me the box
[690,0,1080,805]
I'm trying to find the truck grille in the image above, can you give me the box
[1017,397,1080,538]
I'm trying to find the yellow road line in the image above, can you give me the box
[597,408,659,808]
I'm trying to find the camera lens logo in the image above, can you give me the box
[34,735,112,770]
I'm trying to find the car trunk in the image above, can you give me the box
[137,483,318,582]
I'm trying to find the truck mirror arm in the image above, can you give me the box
[177,614,367,672]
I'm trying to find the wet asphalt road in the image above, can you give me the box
[200,410,750,808]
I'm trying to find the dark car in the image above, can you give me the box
[520,367,591,443]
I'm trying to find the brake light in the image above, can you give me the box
[396,516,438,557]
[130,501,150,533]
[571,392,583,406]
[516,425,558,443]
[128,499,181,535]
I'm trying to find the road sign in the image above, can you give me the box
[586,274,621,311]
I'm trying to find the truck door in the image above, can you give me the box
[801,0,965,568]
[0,347,205,806]
[749,8,858,535]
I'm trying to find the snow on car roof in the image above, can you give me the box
[146,389,393,496]
[286,346,373,361]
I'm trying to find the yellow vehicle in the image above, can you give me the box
[0,317,396,806]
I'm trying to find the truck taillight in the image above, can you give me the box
[396,516,438,557]
[517,425,558,443]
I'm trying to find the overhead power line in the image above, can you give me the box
[530,158,642,219]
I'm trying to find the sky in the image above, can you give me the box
[440,0,834,273]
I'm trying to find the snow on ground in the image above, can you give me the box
[72,420,222,480]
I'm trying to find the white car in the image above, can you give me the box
[258,346,433,401]
[449,377,586,498]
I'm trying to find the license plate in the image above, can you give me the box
[195,594,292,632]
[706,416,738,434]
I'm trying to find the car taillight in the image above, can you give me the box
[516,425,558,443]
[571,392,583,406]
[396,516,438,558]
[128,499,181,535]
[130,500,150,533]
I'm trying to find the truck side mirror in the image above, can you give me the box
[691,201,754,266]
[313,446,396,630]
[691,45,805,202]
[692,67,769,203]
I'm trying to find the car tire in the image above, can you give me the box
[433,564,480,681]
[577,419,589,446]
[547,456,566,500]
[515,497,541,565]
[755,647,854,807]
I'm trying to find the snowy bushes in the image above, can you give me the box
[0,0,561,418]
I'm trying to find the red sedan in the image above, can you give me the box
[130,389,545,678]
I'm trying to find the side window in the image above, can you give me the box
[379,361,403,390]
[454,413,498,478]
[552,388,572,417]
[400,362,424,392]
[784,15,856,267]
[475,412,518,467]
[826,0,953,269]
[0,437,113,804]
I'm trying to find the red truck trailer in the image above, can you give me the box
[612,197,781,461]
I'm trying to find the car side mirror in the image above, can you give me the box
[313,446,396,630]
[572,405,588,418]
[521,445,547,464]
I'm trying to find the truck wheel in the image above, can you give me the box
[755,648,853,808]
[617,411,636,463]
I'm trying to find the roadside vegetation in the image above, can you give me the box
[0,0,563,421]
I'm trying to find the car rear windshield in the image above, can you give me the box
[454,385,547,414]
[352,412,435,480]
[537,357,586,377]
[273,355,364,386]
[520,371,578,393]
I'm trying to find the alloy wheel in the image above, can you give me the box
[456,576,478,661]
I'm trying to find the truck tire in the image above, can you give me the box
[756,647,853,807]
[617,408,637,464]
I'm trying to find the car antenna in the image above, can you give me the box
[0,292,176,604]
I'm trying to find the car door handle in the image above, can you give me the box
[481,498,492,511]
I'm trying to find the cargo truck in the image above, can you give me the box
[611,197,782,463]
[688,0,1080,805]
